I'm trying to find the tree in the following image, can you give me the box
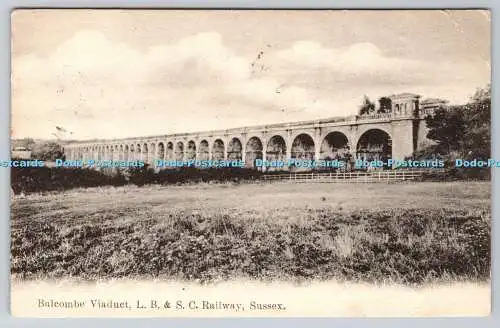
[358,95,375,115]
[377,97,392,113]
[424,84,491,159]
[462,84,491,159]
[32,141,65,161]
[425,106,466,153]
[12,138,36,150]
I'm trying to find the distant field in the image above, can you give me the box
[12,181,491,212]
[11,181,491,284]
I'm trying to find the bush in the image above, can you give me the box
[11,166,265,194]
[11,167,126,194]
[418,167,491,182]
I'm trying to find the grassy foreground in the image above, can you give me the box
[11,182,491,285]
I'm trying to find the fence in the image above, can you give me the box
[261,169,437,183]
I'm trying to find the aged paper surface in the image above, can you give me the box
[10,9,491,317]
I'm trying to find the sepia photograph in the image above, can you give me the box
[9,9,491,317]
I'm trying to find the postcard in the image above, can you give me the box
[10,9,491,317]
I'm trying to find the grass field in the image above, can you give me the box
[11,181,491,285]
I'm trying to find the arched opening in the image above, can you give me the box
[175,141,184,161]
[212,139,225,160]
[136,144,141,161]
[119,145,124,161]
[266,135,287,172]
[186,140,196,160]
[124,145,129,161]
[320,131,350,161]
[129,145,134,161]
[198,140,209,161]
[227,138,242,160]
[166,142,174,160]
[356,129,392,166]
[142,143,149,163]
[291,133,315,160]
[157,142,165,161]
[149,143,156,162]
[245,137,263,168]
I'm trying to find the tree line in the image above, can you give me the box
[12,138,64,161]
[424,84,491,161]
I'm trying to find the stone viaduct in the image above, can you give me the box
[63,93,445,169]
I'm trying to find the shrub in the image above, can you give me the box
[11,166,265,194]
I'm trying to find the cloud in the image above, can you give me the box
[272,41,442,86]
[11,30,490,140]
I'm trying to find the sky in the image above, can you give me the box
[11,9,491,140]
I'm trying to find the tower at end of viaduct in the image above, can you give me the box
[62,93,448,170]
